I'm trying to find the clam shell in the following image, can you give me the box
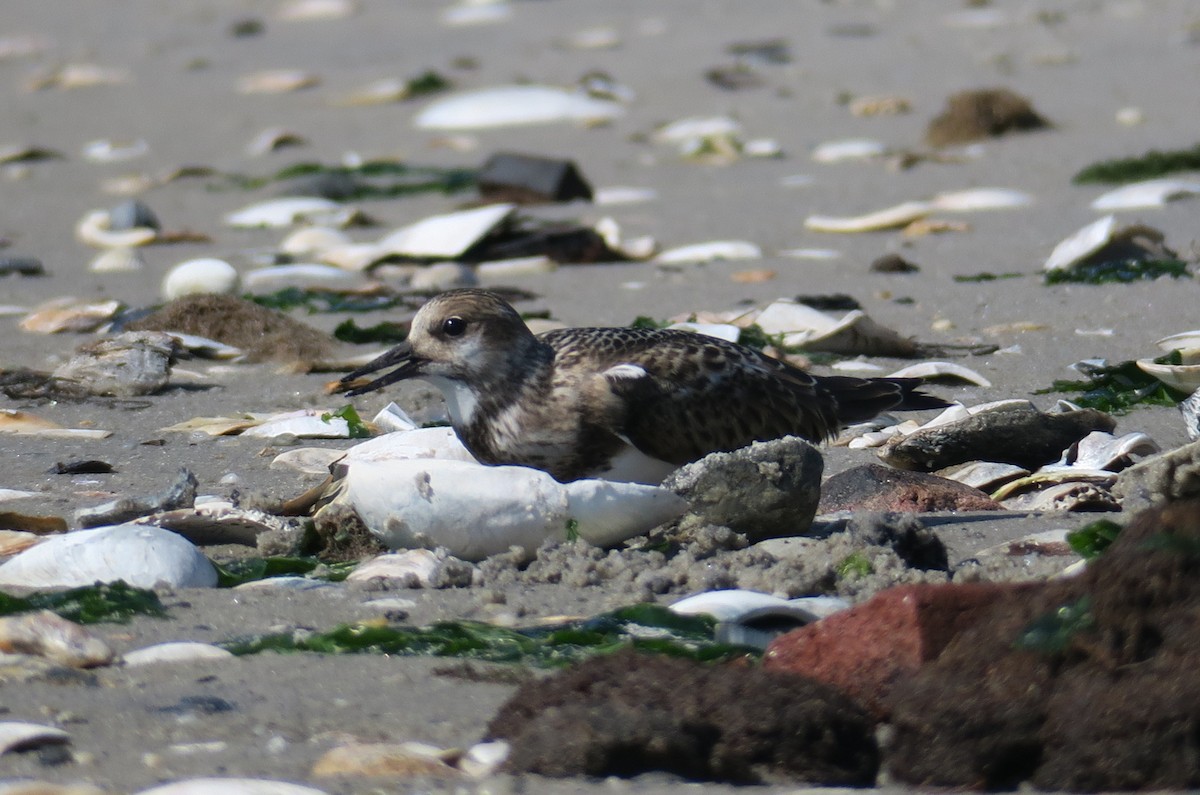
[1043,214,1117,271]
[670,589,849,650]
[410,261,478,291]
[1047,430,1159,472]
[321,458,686,561]
[1156,330,1200,357]
[996,478,1120,512]
[654,241,762,264]
[750,300,916,356]
[929,187,1033,212]
[886,361,992,387]
[225,197,352,229]
[1090,178,1200,211]
[242,263,366,293]
[20,297,122,333]
[0,610,115,667]
[377,203,514,260]
[414,85,624,130]
[236,69,319,94]
[136,502,291,547]
[76,209,157,248]
[123,641,235,667]
[312,741,459,778]
[938,460,1029,491]
[0,523,217,589]
[810,137,887,163]
[460,740,511,778]
[0,721,71,754]
[345,549,446,587]
[162,258,240,301]
[1137,358,1200,392]
[804,200,931,233]
[240,409,360,439]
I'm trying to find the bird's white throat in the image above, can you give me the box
[425,375,480,427]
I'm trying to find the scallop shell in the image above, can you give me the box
[0,524,217,589]
[319,458,686,561]
[886,361,992,387]
[804,200,931,233]
[654,241,762,264]
[224,197,353,229]
[414,85,624,130]
[376,203,514,260]
[1090,178,1200,211]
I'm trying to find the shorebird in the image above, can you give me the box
[339,288,947,484]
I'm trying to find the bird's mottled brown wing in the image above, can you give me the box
[541,327,842,465]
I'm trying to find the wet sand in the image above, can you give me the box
[3,1,1200,792]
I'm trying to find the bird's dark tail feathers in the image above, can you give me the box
[823,376,952,425]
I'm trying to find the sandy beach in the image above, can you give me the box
[3,1,1200,792]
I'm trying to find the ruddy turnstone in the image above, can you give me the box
[339,288,947,483]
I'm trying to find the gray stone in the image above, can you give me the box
[664,436,823,541]
[1114,439,1200,511]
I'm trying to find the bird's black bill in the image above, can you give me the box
[337,343,423,396]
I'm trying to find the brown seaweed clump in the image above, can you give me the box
[126,293,336,368]
[925,88,1050,148]
[487,648,879,785]
[886,499,1200,791]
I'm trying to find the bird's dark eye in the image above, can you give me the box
[442,316,467,337]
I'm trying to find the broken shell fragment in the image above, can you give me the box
[245,127,307,156]
[1136,357,1200,393]
[1043,215,1175,273]
[236,69,319,94]
[277,0,357,21]
[747,299,916,357]
[810,137,887,163]
[1090,178,1200,211]
[654,241,762,264]
[414,85,625,130]
[225,197,356,229]
[804,200,931,233]
[90,246,146,273]
[318,458,687,561]
[0,610,115,668]
[376,203,514,260]
[76,209,158,248]
[929,187,1033,212]
[0,523,217,589]
[1046,430,1159,472]
[0,721,71,755]
[938,461,1030,492]
[133,779,331,795]
[886,361,992,387]
[20,297,122,334]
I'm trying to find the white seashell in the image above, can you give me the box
[0,721,70,754]
[476,255,556,279]
[245,127,307,157]
[671,589,849,649]
[225,197,350,229]
[442,0,512,26]
[323,458,686,561]
[593,186,657,206]
[831,360,885,373]
[929,187,1033,212]
[0,488,38,502]
[123,641,234,667]
[811,138,887,163]
[271,447,346,475]
[377,203,514,259]
[89,246,145,273]
[414,85,624,130]
[991,470,1116,502]
[162,258,240,301]
[240,409,358,439]
[279,226,351,257]
[940,460,1029,491]
[671,589,820,623]
[750,300,915,356]
[317,242,389,271]
[1090,178,1200,211]
[81,138,148,163]
[277,0,357,21]
[804,201,931,233]
[20,297,122,334]
[410,261,478,291]
[1155,330,1200,356]
[1136,358,1200,392]
[779,247,842,260]
[743,138,783,158]
[162,332,243,359]
[654,241,761,264]
[665,322,742,343]
[236,69,319,94]
[133,779,330,795]
[1043,215,1118,271]
[0,409,111,439]
[460,740,511,778]
[235,576,338,592]
[371,402,419,434]
[886,361,992,387]
[996,478,1120,513]
[345,549,444,586]
[242,263,365,292]
[1046,430,1158,472]
[0,524,217,589]
[1115,107,1144,126]
[654,116,742,144]
[76,209,157,248]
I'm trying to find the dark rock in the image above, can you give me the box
[487,649,879,785]
[108,199,160,231]
[925,88,1050,148]
[869,253,919,273]
[477,152,593,204]
[764,582,1014,717]
[879,402,1116,472]
[819,464,1001,513]
[1113,436,1200,510]
[665,436,823,541]
[0,256,45,277]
